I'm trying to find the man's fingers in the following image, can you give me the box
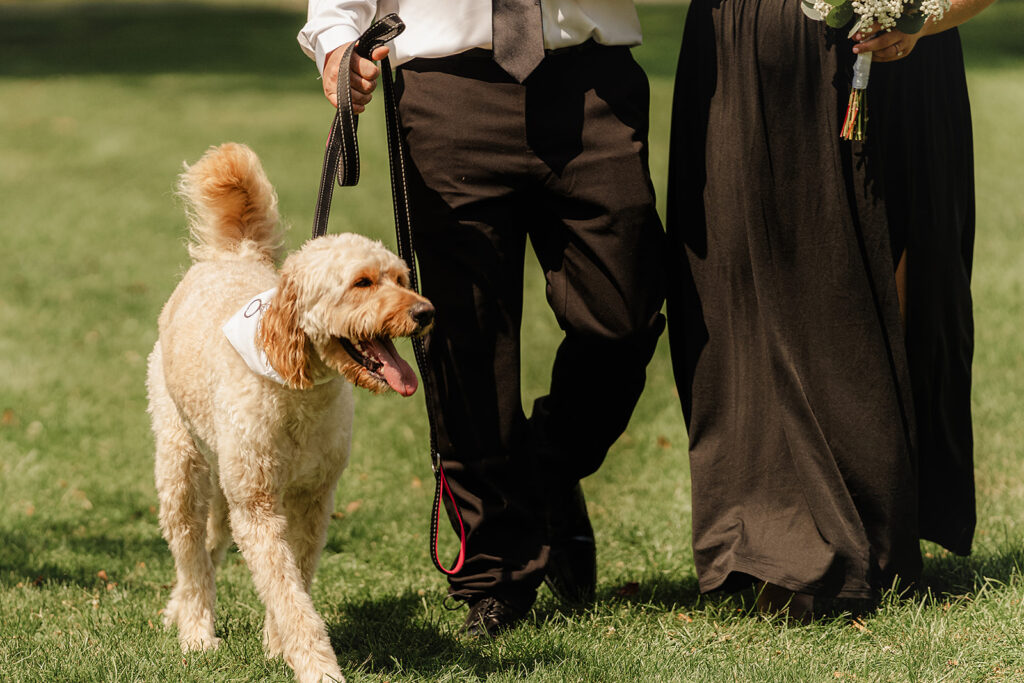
[349,70,378,96]
[321,41,390,110]
[322,43,347,106]
[351,53,380,82]
[324,76,338,106]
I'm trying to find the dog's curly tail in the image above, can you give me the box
[177,143,284,264]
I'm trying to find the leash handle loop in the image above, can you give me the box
[312,14,405,238]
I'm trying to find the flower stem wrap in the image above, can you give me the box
[841,52,872,141]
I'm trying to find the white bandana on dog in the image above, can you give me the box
[223,288,336,387]
[223,288,288,385]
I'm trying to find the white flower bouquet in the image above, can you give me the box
[801,0,951,140]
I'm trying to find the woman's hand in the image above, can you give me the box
[322,42,390,112]
[854,0,997,62]
[852,23,931,63]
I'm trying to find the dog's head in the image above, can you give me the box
[257,233,433,395]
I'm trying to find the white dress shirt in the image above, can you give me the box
[298,0,643,75]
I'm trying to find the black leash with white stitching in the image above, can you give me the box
[311,14,466,576]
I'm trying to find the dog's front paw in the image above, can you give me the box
[262,618,283,659]
[179,632,221,653]
[161,607,176,630]
[299,667,345,683]
[293,656,345,683]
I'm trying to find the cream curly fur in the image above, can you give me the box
[147,143,432,683]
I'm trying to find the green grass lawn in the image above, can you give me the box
[1,1,1023,681]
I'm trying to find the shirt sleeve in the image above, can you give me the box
[297,0,379,76]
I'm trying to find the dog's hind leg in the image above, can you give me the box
[206,483,231,569]
[150,376,220,651]
[227,485,344,683]
[155,443,220,651]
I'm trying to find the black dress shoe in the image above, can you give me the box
[544,482,597,606]
[462,596,526,637]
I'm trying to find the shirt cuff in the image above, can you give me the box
[316,24,364,75]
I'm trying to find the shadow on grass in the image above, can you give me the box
[917,542,1024,596]
[811,547,1024,619]
[0,1,1018,89]
[598,544,1024,621]
[0,2,692,82]
[0,2,690,81]
[597,573,704,609]
[0,513,167,588]
[329,590,577,679]
[0,2,312,80]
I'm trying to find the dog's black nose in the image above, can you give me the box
[410,302,435,328]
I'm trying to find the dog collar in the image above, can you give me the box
[222,288,332,386]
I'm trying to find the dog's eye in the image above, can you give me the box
[353,278,373,288]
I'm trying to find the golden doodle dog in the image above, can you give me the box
[146,143,432,683]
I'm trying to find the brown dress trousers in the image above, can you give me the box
[396,43,666,604]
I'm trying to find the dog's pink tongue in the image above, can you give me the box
[366,338,418,396]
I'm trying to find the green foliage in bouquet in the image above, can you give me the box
[895,1,928,34]
[823,0,855,29]
[801,0,928,34]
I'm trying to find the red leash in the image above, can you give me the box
[431,461,466,575]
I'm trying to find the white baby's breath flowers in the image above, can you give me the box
[850,0,904,33]
[807,0,950,36]
[812,0,836,20]
[853,0,950,35]
[919,0,950,22]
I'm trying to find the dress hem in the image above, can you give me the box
[697,553,877,600]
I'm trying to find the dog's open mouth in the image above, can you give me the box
[338,337,418,397]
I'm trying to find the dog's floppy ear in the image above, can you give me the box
[258,274,313,390]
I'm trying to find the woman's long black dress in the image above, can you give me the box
[666,0,976,597]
